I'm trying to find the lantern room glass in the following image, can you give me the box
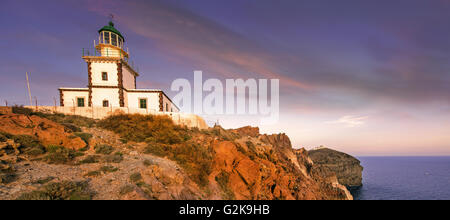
[99,31,123,48]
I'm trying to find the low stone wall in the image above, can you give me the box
[24,106,209,130]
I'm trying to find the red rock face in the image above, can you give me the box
[210,138,350,200]
[230,126,260,138]
[0,114,86,150]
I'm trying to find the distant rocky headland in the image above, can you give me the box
[0,106,362,200]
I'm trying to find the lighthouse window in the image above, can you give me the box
[104,32,110,44]
[102,72,108,81]
[139,98,147,109]
[77,98,85,107]
[111,33,117,46]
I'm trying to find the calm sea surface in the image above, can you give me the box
[351,157,450,200]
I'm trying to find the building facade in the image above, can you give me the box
[59,22,179,113]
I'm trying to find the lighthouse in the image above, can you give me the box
[58,21,179,113]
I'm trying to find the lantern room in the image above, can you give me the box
[96,21,128,58]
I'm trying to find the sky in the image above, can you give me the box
[1,0,449,156]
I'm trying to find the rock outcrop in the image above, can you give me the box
[308,147,363,188]
[0,112,358,200]
[0,114,86,150]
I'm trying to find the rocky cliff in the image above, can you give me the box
[0,108,356,200]
[308,148,363,188]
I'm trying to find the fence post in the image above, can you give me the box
[34,96,37,111]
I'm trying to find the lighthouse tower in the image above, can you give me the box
[58,21,179,114]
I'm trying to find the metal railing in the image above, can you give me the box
[82,48,139,73]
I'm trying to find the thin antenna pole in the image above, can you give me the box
[26,72,32,106]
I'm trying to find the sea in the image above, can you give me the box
[351,157,450,200]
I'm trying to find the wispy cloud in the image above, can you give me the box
[326,115,369,127]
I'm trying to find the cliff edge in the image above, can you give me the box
[1,107,357,200]
[308,147,363,188]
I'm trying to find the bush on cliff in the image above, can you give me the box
[74,132,93,145]
[98,114,187,144]
[16,181,92,200]
[144,142,213,187]
[11,106,33,115]
[44,145,77,164]
[98,114,213,187]
[12,135,45,156]
[94,144,114,155]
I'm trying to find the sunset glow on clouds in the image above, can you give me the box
[1,0,450,155]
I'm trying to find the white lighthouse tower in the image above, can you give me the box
[58,21,179,113]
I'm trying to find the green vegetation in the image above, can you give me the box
[16,181,92,200]
[98,114,188,144]
[0,160,17,184]
[12,135,45,156]
[119,185,135,195]
[130,172,142,183]
[100,165,118,173]
[44,145,77,164]
[215,171,234,200]
[143,159,154,167]
[103,153,123,163]
[99,114,213,187]
[79,155,100,164]
[94,144,114,155]
[144,142,213,187]
[85,171,101,177]
[32,177,55,185]
[11,106,96,130]
[74,132,93,145]
[11,106,33,115]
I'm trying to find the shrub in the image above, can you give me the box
[61,123,81,133]
[100,165,118,173]
[16,181,92,200]
[98,114,186,144]
[13,135,45,156]
[32,112,97,129]
[130,172,142,183]
[12,106,33,115]
[143,159,154,166]
[0,172,17,184]
[103,154,123,163]
[144,142,213,187]
[94,144,114,155]
[79,155,100,164]
[85,171,101,177]
[32,177,55,185]
[0,132,9,142]
[119,185,135,195]
[0,160,17,184]
[215,171,234,200]
[74,133,93,145]
[44,145,76,164]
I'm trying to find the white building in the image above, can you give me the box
[59,21,179,113]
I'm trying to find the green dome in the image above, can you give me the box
[98,21,125,42]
